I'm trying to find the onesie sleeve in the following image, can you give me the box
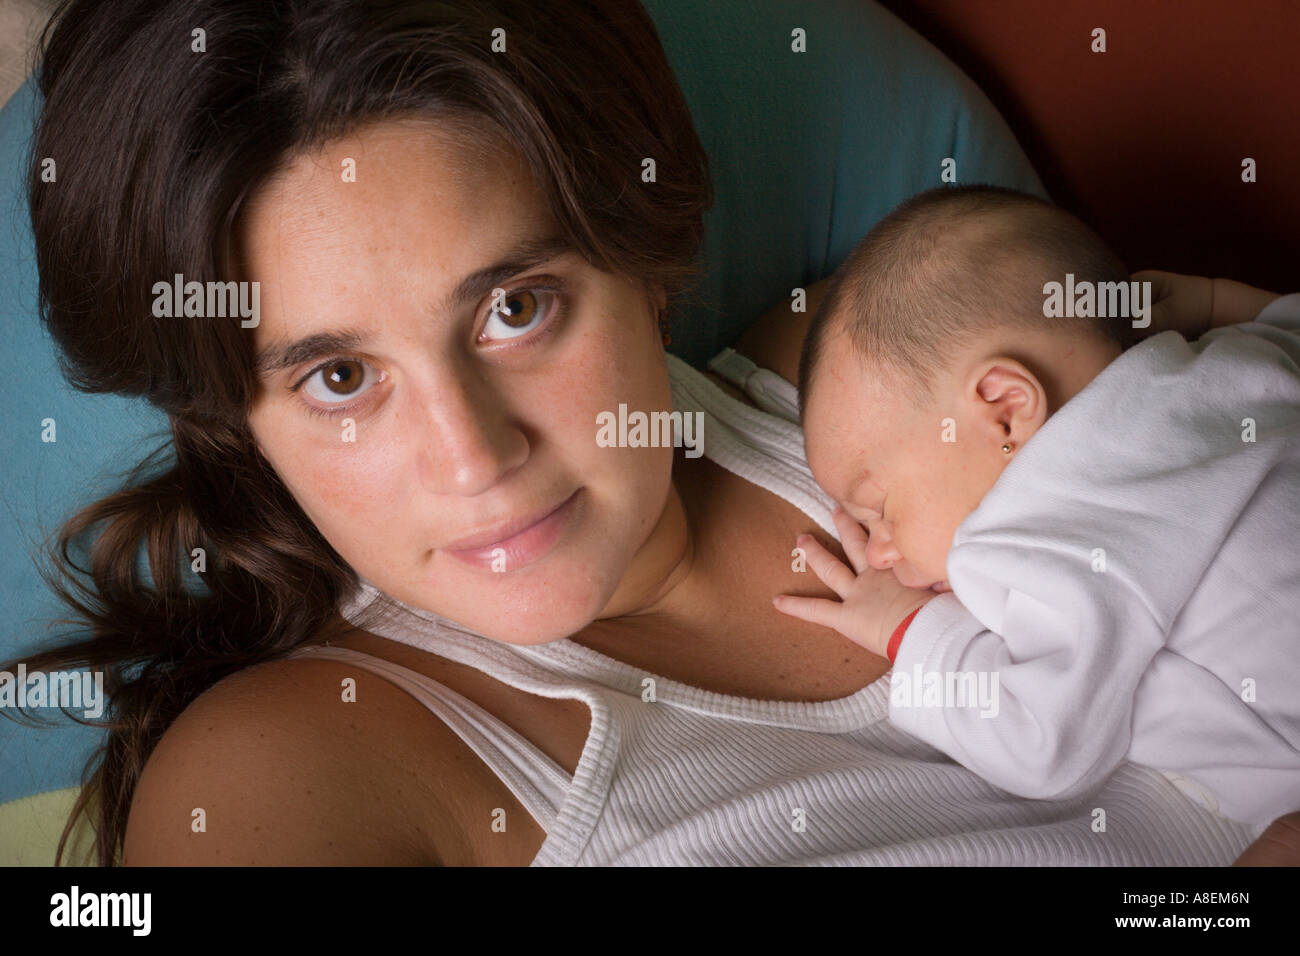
[1251,291,1300,333]
[888,546,1169,802]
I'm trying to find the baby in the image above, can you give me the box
[773,184,1300,827]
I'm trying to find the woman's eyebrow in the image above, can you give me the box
[436,232,572,317]
[256,330,368,376]
[254,233,573,376]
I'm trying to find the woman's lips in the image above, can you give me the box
[443,489,581,572]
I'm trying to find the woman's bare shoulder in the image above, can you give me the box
[732,276,833,388]
[122,653,469,865]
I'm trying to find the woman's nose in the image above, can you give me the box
[415,368,529,496]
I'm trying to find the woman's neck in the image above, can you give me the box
[594,480,698,621]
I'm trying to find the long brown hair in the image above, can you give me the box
[5,0,712,865]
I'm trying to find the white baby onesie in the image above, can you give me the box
[889,294,1300,825]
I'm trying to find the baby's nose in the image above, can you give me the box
[864,529,900,570]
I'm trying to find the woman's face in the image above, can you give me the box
[243,117,677,644]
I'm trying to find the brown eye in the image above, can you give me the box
[495,290,538,328]
[322,360,364,395]
[481,287,557,342]
[302,358,379,406]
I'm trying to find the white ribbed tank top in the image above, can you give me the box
[287,351,1264,866]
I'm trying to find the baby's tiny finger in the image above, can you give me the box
[773,595,871,651]
[831,508,871,574]
[795,533,857,597]
[773,593,840,630]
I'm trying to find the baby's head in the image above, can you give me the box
[798,184,1136,592]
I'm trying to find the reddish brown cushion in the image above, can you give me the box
[880,0,1299,293]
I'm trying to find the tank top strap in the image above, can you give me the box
[666,350,839,539]
[285,643,569,835]
[706,346,802,423]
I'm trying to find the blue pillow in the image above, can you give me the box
[643,0,1048,362]
[0,74,172,807]
[0,0,1045,810]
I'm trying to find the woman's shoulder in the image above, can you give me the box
[121,648,466,865]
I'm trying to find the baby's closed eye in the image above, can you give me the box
[841,502,881,524]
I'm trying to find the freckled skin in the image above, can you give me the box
[242,118,686,646]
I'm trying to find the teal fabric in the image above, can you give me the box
[642,0,1048,362]
[0,75,173,805]
[0,0,1045,805]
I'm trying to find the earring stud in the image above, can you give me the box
[1002,442,1013,454]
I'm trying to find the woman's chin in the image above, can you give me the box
[423,599,593,646]
[396,560,614,646]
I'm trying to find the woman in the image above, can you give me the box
[14,0,1290,865]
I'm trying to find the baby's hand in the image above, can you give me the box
[1131,269,1213,340]
[772,507,934,659]
[1133,269,1281,338]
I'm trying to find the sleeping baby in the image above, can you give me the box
[773,184,1300,827]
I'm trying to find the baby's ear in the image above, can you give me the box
[973,363,1031,403]
[971,359,1047,440]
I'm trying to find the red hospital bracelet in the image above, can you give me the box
[886,607,922,663]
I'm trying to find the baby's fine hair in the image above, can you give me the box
[798,184,1138,413]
